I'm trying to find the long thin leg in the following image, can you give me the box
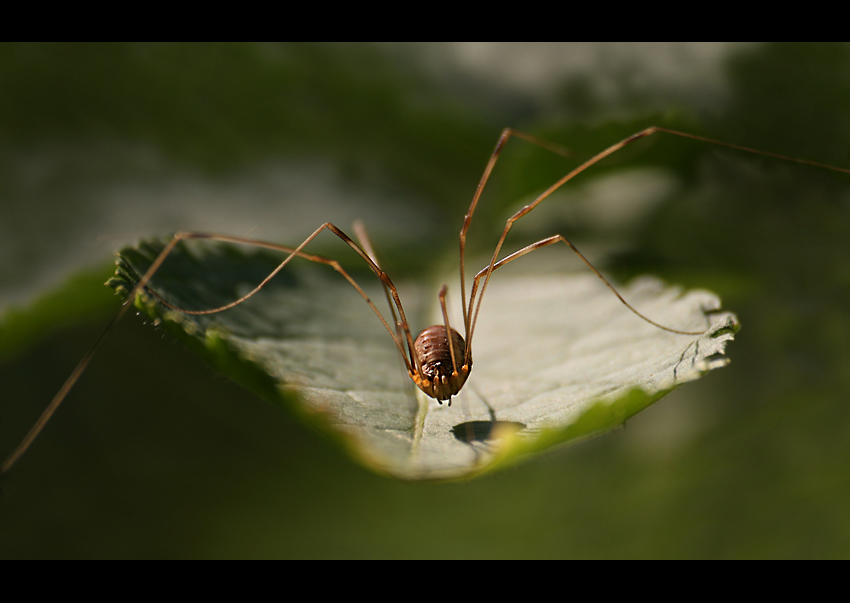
[465,235,704,352]
[438,285,462,377]
[1,225,418,476]
[135,229,417,373]
[461,126,850,354]
[459,129,572,340]
[352,219,405,351]
[0,302,131,476]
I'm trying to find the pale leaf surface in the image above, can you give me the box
[110,239,738,480]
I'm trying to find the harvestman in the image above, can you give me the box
[3,126,848,476]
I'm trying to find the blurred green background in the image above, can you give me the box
[1,43,849,558]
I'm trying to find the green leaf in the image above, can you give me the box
[110,237,738,481]
[0,262,119,361]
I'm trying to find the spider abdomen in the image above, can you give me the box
[411,325,471,403]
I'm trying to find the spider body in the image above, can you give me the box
[411,326,471,403]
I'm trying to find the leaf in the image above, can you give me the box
[0,262,118,361]
[109,238,738,481]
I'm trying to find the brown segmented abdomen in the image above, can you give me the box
[411,325,471,402]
